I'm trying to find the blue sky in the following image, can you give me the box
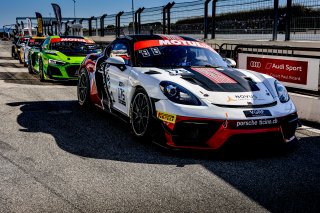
[0,0,188,27]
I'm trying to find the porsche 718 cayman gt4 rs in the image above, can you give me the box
[77,35,298,150]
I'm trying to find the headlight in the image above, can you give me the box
[48,59,66,66]
[160,81,201,106]
[274,80,290,103]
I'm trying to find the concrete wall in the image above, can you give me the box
[290,93,320,124]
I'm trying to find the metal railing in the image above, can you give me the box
[15,0,320,41]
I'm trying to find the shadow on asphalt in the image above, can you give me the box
[0,56,17,60]
[0,72,77,86]
[7,100,320,213]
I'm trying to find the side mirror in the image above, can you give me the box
[224,58,237,68]
[106,56,126,71]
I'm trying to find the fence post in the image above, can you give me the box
[211,0,217,39]
[163,3,170,34]
[272,0,279,41]
[204,0,211,39]
[138,7,145,34]
[285,0,292,41]
[100,14,107,37]
[89,16,95,36]
[116,12,124,37]
[167,2,175,35]
[65,21,69,36]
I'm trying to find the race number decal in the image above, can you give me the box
[139,49,150,57]
[157,111,176,124]
[118,82,126,106]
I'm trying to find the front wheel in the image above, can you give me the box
[28,53,33,74]
[39,59,45,82]
[77,68,91,106]
[130,88,153,140]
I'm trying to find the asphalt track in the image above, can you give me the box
[0,40,319,213]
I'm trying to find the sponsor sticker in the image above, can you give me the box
[235,118,278,128]
[243,109,272,117]
[157,111,177,124]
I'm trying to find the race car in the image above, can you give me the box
[77,34,298,150]
[11,36,29,60]
[20,36,46,67]
[34,35,101,81]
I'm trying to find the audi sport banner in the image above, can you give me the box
[35,12,43,36]
[238,53,320,91]
[20,21,24,36]
[51,3,62,35]
[26,18,32,36]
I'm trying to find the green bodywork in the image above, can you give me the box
[33,35,100,81]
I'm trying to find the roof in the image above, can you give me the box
[118,34,198,42]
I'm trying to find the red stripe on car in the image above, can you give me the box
[191,67,237,84]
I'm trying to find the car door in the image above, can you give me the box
[107,41,132,115]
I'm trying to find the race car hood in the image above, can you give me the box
[44,50,85,64]
[139,66,276,106]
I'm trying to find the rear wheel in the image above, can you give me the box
[39,59,45,82]
[130,88,153,141]
[77,68,91,106]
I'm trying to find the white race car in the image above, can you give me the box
[77,35,298,150]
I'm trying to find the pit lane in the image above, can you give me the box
[0,40,319,212]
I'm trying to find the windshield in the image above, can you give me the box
[19,38,29,45]
[28,39,45,47]
[50,40,100,55]
[134,41,228,68]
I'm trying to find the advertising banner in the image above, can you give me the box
[35,12,43,36]
[51,3,62,35]
[238,53,320,91]
[20,21,24,36]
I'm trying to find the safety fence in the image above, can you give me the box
[15,0,320,41]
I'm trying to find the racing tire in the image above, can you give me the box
[27,53,33,74]
[39,59,45,82]
[19,55,23,64]
[11,48,15,58]
[129,87,153,141]
[77,68,91,107]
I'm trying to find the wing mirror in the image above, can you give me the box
[224,58,237,68]
[106,56,126,71]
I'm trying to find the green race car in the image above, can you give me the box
[32,36,101,81]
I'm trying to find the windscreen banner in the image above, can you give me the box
[20,21,24,36]
[51,3,62,35]
[35,12,43,36]
[238,53,320,91]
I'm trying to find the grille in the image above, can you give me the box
[66,65,80,77]
[47,66,61,76]
[172,121,222,147]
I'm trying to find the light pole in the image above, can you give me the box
[72,0,76,18]
[132,0,134,34]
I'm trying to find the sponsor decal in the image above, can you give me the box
[134,40,215,52]
[51,38,95,43]
[236,118,278,128]
[227,94,261,102]
[247,56,308,85]
[157,111,177,124]
[243,109,272,117]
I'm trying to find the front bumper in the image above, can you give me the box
[45,64,80,80]
[157,112,298,150]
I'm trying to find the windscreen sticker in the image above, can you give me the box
[159,35,184,40]
[139,49,151,57]
[191,67,237,84]
[50,38,95,43]
[150,47,161,55]
[134,40,215,52]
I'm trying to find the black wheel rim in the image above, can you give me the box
[131,93,149,136]
[78,72,87,104]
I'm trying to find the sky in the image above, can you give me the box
[0,0,188,27]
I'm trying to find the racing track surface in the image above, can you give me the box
[0,40,319,212]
